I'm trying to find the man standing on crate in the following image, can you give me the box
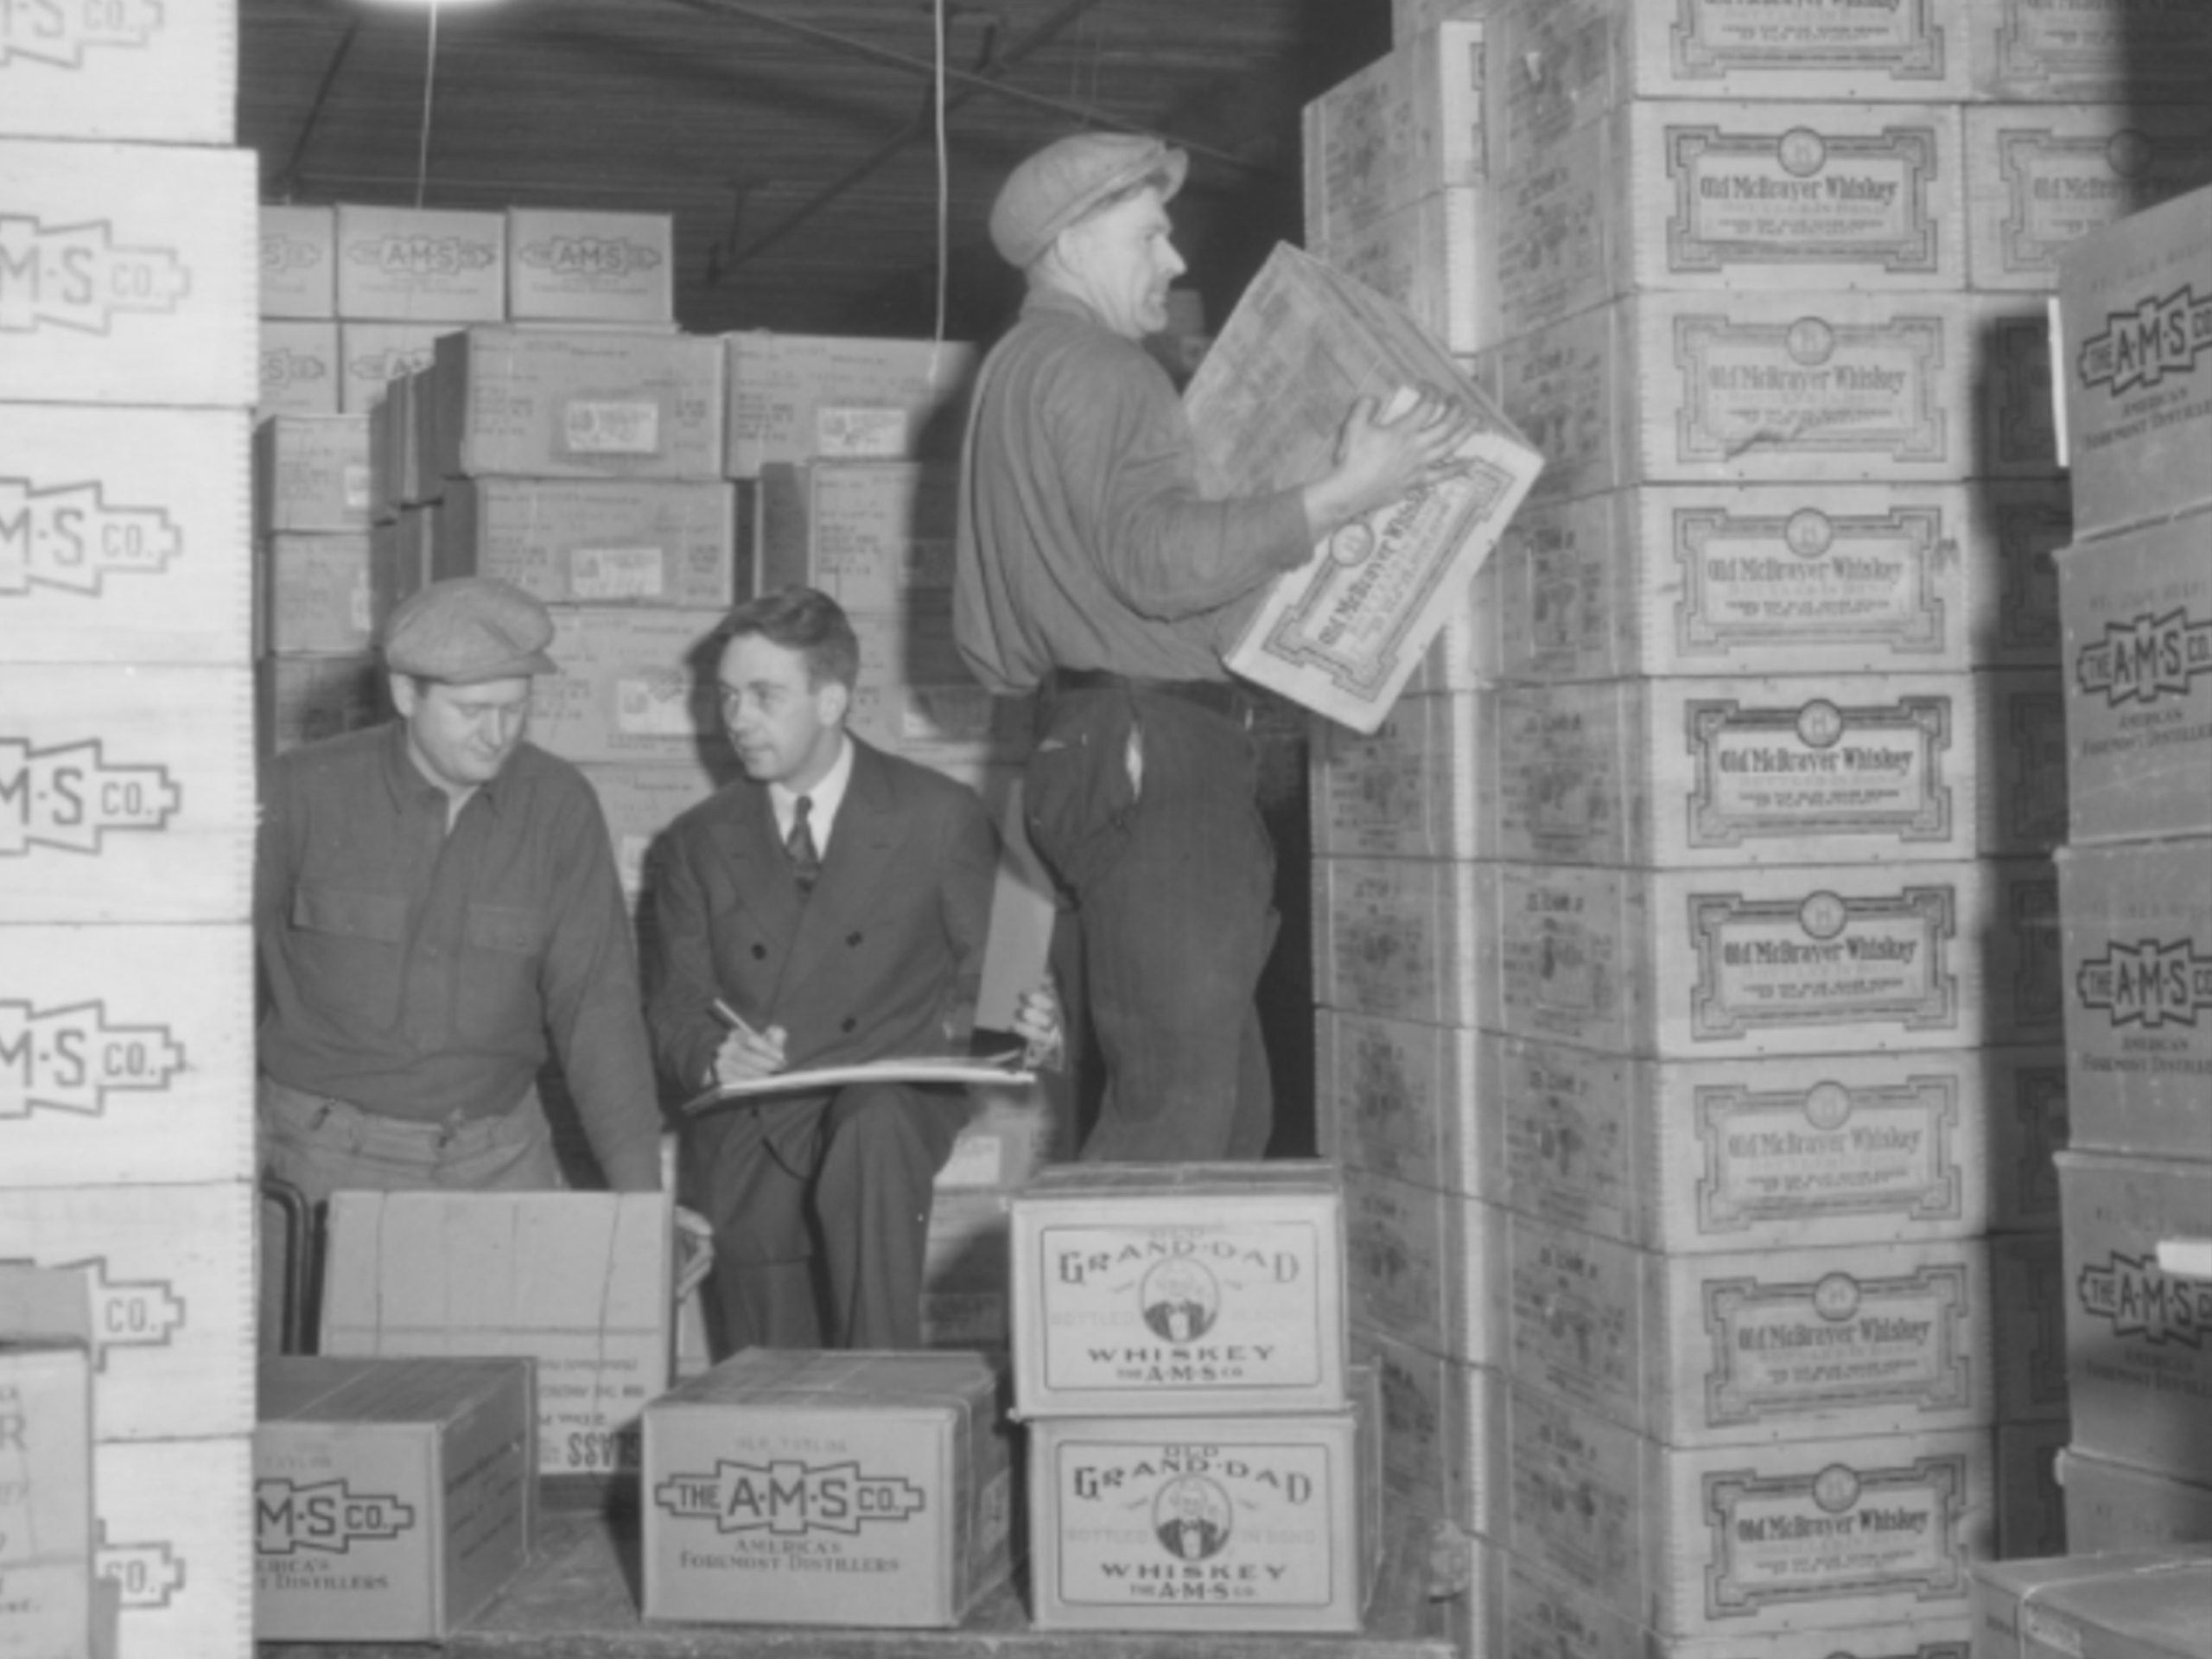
[956,131,1475,1161]
[644,586,1060,1354]
[255,576,670,1208]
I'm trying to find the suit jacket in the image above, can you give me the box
[644,737,999,1096]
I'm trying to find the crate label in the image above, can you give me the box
[1705,1265,1972,1426]
[570,546,666,601]
[1984,1,2212,95]
[1049,1440,1344,1608]
[1327,1020,1435,1179]
[1345,1178,1442,1352]
[2074,937,2212,1032]
[342,338,434,394]
[96,1533,186,1611]
[652,1458,927,1533]
[1667,124,1942,275]
[1687,695,1952,848]
[1510,1390,1637,1594]
[0,477,180,595]
[1037,1222,1326,1395]
[1986,128,2211,279]
[0,217,188,335]
[0,998,186,1119]
[613,672,696,738]
[0,2,167,65]
[515,233,663,283]
[563,398,660,455]
[816,405,909,458]
[1671,0,1948,79]
[262,341,336,400]
[1692,887,1956,1039]
[1695,1077,1966,1233]
[1678,504,1948,656]
[2075,607,2212,707]
[0,737,179,854]
[1705,1455,1968,1611]
[1675,312,1947,465]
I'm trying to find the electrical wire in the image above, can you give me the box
[931,0,949,370]
[413,0,442,208]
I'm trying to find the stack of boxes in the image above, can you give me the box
[1301,3,2212,1651]
[2,7,260,1655]
[2047,182,2212,1559]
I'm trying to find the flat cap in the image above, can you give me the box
[989,132,1188,270]
[381,576,557,683]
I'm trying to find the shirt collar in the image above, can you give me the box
[770,729,853,846]
[378,717,523,820]
[1023,285,1107,331]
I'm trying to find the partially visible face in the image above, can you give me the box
[1058,186,1185,340]
[392,676,533,792]
[717,632,847,791]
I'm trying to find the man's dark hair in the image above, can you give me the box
[721,586,861,691]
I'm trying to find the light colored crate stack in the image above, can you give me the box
[2,9,259,1656]
[2044,182,2212,1560]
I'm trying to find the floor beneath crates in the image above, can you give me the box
[260,1479,1461,1657]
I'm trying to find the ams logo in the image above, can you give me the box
[346,236,496,279]
[2078,1252,2212,1349]
[96,1526,184,1611]
[2076,609,2212,705]
[0,217,188,334]
[0,478,180,596]
[2077,286,2212,397]
[653,1459,925,1535]
[0,1256,185,1368]
[0,2,162,68]
[0,999,184,1118]
[0,738,179,855]
[2076,939,2212,1030]
[517,236,664,279]
[257,1480,417,1555]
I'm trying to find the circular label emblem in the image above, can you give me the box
[1330,521,1376,566]
[1777,129,1827,178]
[1140,1259,1221,1344]
[1796,700,1845,748]
[1783,509,1834,559]
[1813,1464,1863,1514]
[2107,129,2153,181]
[1802,1081,1853,1130]
[1785,317,1837,365]
[1812,1272,1863,1322]
[1153,1474,1233,1561]
[1798,892,1849,940]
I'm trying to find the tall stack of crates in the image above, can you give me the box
[2,6,260,1655]
[2048,181,2212,1559]
[1300,4,2212,1652]
[1007,1163,1382,1635]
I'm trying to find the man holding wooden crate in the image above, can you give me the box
[956,131,1472,1162]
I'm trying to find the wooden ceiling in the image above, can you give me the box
[237,0,1389,340]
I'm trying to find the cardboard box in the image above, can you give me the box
[0,924,255,1190]
[257,652,387,757]
[93,1434,251,1659]
[1503,1384,1994,1640]
[1472,855,2057,1059]
[1476,482,2068,683]
[2057,184,2212,540]
[2057,517,2212,847]
[1987,1048,2069,1237]
[0,1341,95,1659]
[254,1357,534,1643]
[259,320,343,419]
[338,321,448,416]
[1300,21,1486,245]
[1308,183,1497,357]
[505,208,673,325]
[371,506,435,619]
[257,415,371,535]
[1969,0,2212,101]
[1482,1036,2041,1255]
[1311,691,1489,861]
[0,141,256,409]
[0,664,253,924]
[525,606,721,766]
[1995,1419,2068,1560]
[575,761,720,912]
[937,1082,1071,1192]
[1185,244,1543,733]
[334,205,504,324]
[1312,855,1484,1027]
[721,333,977,478]
[436,478,737,607]
[1008,1161,1349,1418]
[1506,1224,1993,1446]
[0,0,235,144]
[2058,1447,2212,1555]
[1027,1387,1380,1634]
[1314,1009,1485,1198]
[0,404,252,665]
[263,533,376,656]
[258,204,336,320]
[1989,1234,2069,1425]
[756,459,957,610]
[0,1183,253,1443]
[642,1350,1013,1629]
[434,327,724,481]
[1348,1325,1500,1535]
[1342,1168,1500,1366]
[1485,292,2053,506]
[2057,838,2212,1162]
[321,1191,672,1478]
[2056,1152,2212,1486]
[1966,105,2212,292]
[1969,1547,2212,1659]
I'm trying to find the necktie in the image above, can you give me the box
[786,794,821,894]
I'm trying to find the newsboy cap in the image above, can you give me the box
[381,577,558,683]
[988,132,1188,270]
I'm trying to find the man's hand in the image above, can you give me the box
[711,1020,788,1087]
[1013,980,1065,1073]
[1301,390,1481,539]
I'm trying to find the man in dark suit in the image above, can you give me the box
[645,586,1052,1352]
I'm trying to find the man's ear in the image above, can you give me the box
[818,677,851,729]
[388,673,418,717]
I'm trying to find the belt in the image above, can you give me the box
[1044,667,1250,722]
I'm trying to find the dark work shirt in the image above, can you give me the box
[255,721,662,1191]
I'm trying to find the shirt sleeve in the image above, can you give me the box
[537,785,664,1192]
[641,823,727,1102]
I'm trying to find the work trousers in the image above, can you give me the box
[682,1080,969,1355]
[259,1074,566,1207]
[1022,685,1277,1162]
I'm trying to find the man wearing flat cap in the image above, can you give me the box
[256,576,667,1209]
[956,130,1476,1162]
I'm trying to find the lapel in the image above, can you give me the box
[704,778,805,947]
[782,739,906,1000]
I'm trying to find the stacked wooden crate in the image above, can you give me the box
[1308,2,2212,1651]
[2,6,258,1654]
[2047,183,2212,1559]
